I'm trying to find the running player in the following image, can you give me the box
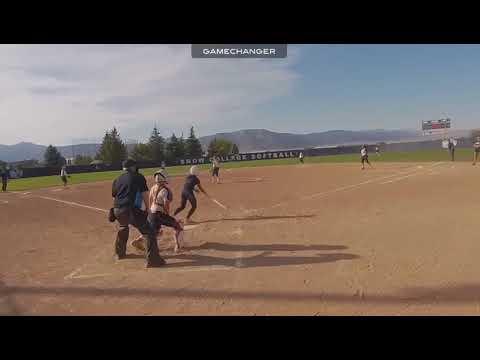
[361,145,372,170]
[174,165,210,224]
[473,136,480,165]
[299,152,304,164]
[375,145,380,156]
[132,169,185,253]
[211,156,220,184]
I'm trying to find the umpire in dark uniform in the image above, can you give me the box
[1,166,8,192]
[111,159,165,268]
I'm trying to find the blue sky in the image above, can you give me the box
[0,44,479,145]
[253,45,480,133]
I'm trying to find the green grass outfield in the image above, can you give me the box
[4,148,474,191]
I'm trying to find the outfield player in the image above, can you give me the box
[132,169,185,253]
[211,156,220,184]
[60,165,69,187]
[1,166,8,192]
[473,137,480,165]
[174,165,210,224]
[361,145,372,170]
[299,152,304,164]
[448,138,456,162]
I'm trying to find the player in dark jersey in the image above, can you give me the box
[174,165,209,224]
[111,159,165,268]
[1,166,8,192]
[448,138,456,162]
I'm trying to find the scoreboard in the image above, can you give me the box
[422,118,451,131]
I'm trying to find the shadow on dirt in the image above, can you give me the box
[0,278,22,315]
[186,242,347,252]
[5,283,480,306]
[164,251,359,269]
[122,254,145,259]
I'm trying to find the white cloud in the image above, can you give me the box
[0,44,300,145]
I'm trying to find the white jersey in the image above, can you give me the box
[212,158,220,168]
[361,148,367,157]
[150,185,170,214]
[299,152,304,158]
[60,168,67,177]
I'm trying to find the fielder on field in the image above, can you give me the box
[361,145,372,170]
[211,156,221,184]
[1,165,9,192]
[174,165,210,225]
[448,138,456,162]
[473,136,480,165]
[60,165,69,187]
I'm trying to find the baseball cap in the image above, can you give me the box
[154,169,168,183]
[190,165,199,176]
[122,158,137,170]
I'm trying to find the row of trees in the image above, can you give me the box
[98,126,205,165]
[42,126,240,167]
[41,146,94,167]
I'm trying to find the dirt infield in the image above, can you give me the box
[1,161,480,315]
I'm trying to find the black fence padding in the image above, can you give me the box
[21,164,121,178]
[19,160,175,178]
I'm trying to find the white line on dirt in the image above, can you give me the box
[65,265,88,280]
[381,172,421,184]
[67,266,233,279]
[37,194,202,233]
[67,273,113,279]
[156,266,233,273]
[183,224,199,230]
[43,195,203,279]
[36,196,108,214]
[258,163,446,211]
[65,246,115,280]
[235,252,245,268]
[380,162,444,184]
[220,177,264,184]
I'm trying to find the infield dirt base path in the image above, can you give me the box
[1,161,479,315]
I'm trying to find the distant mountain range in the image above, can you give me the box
[0,128,472,162]
[198,129,424,152]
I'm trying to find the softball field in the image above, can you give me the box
[1,161,479,315]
